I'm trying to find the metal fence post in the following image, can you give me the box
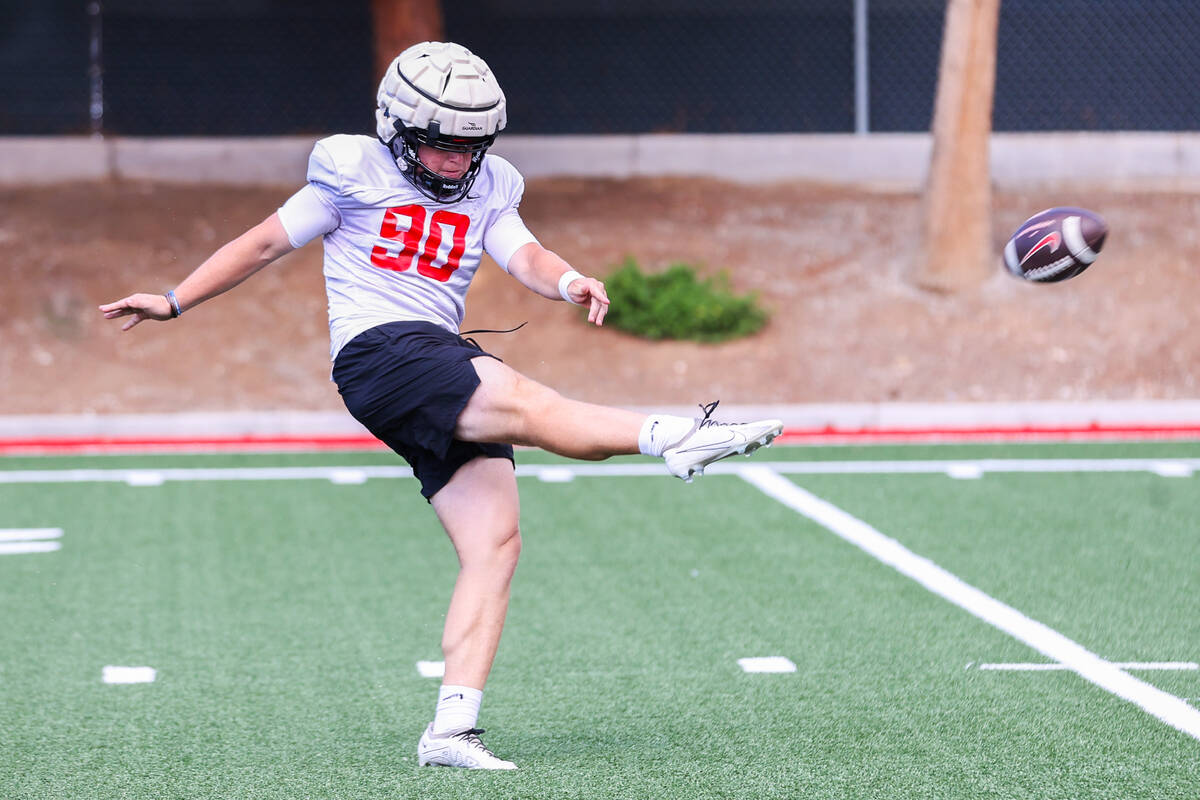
[855,0,869,134]
[88,1,103,137]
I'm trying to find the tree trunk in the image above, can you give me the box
[370,0,445,81]
[915,0,1002,292]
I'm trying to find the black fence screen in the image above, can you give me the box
[0,0,375,136]
[102,1,374,136]
[446,1,856,134]
[0,0,92,134]
[1,0,1198,136]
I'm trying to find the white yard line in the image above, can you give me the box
[0,528,63,555]
[979,662,1198,672]
[0,528,62,541]
[1,458,1199,485]
[0,541,61,555]
[737,463,1200,743]
[737,656,798,673]
[416,660,445,679]
[102,666,156,684]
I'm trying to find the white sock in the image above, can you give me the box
[431,684,483,735]
[638,414,695,457]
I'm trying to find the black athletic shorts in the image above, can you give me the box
[332,320,514,500]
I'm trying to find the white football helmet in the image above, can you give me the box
[375,41,507,203]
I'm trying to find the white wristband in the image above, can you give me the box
[557,270,585,304]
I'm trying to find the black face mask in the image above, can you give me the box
[387,122,496,204]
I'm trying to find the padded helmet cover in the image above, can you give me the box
[375,42,507,202]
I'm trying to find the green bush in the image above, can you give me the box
[595,258,769,342]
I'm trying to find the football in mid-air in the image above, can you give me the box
[1003,207,1108,283]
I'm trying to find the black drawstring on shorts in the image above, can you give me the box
[459,321,527,351]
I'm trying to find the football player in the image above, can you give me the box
[100,41,782,770]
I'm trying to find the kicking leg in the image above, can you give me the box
[457,356,644,460]
[457,356,784,478]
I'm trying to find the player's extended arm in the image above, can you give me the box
[506,241,610,326]
[99,213,295,331]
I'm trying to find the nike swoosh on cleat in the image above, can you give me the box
[671,434,741,454]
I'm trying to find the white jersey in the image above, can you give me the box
[276,134,538,359]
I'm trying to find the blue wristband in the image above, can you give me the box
[165,290,182,318]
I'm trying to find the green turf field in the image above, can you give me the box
[2,442,1199,799]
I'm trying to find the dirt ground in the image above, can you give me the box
[1,177,1197,415]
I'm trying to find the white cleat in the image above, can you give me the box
[417,725,517,770]
[663,401,783,482]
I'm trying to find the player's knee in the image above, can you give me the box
[460,520,520,571]
[497,525,521,571]
[484,522,521,581]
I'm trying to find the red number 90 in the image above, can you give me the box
[370,204,470,283]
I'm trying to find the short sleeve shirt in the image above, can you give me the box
[276,134,537,360]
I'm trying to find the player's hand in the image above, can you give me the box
[98,293,174,331]
[566,277,610,326]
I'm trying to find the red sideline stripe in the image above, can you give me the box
[0,435,388,455]
[775,424,1200,444]
[2,424,1200,455]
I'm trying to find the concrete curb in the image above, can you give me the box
[7,133,1200,190]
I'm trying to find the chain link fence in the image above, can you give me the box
[0,0,91,134]
[1,0,1199,136]
[102,1,374,136]
[995,0,1198,131]
[447,0,857,134]
[0,0,375,136]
